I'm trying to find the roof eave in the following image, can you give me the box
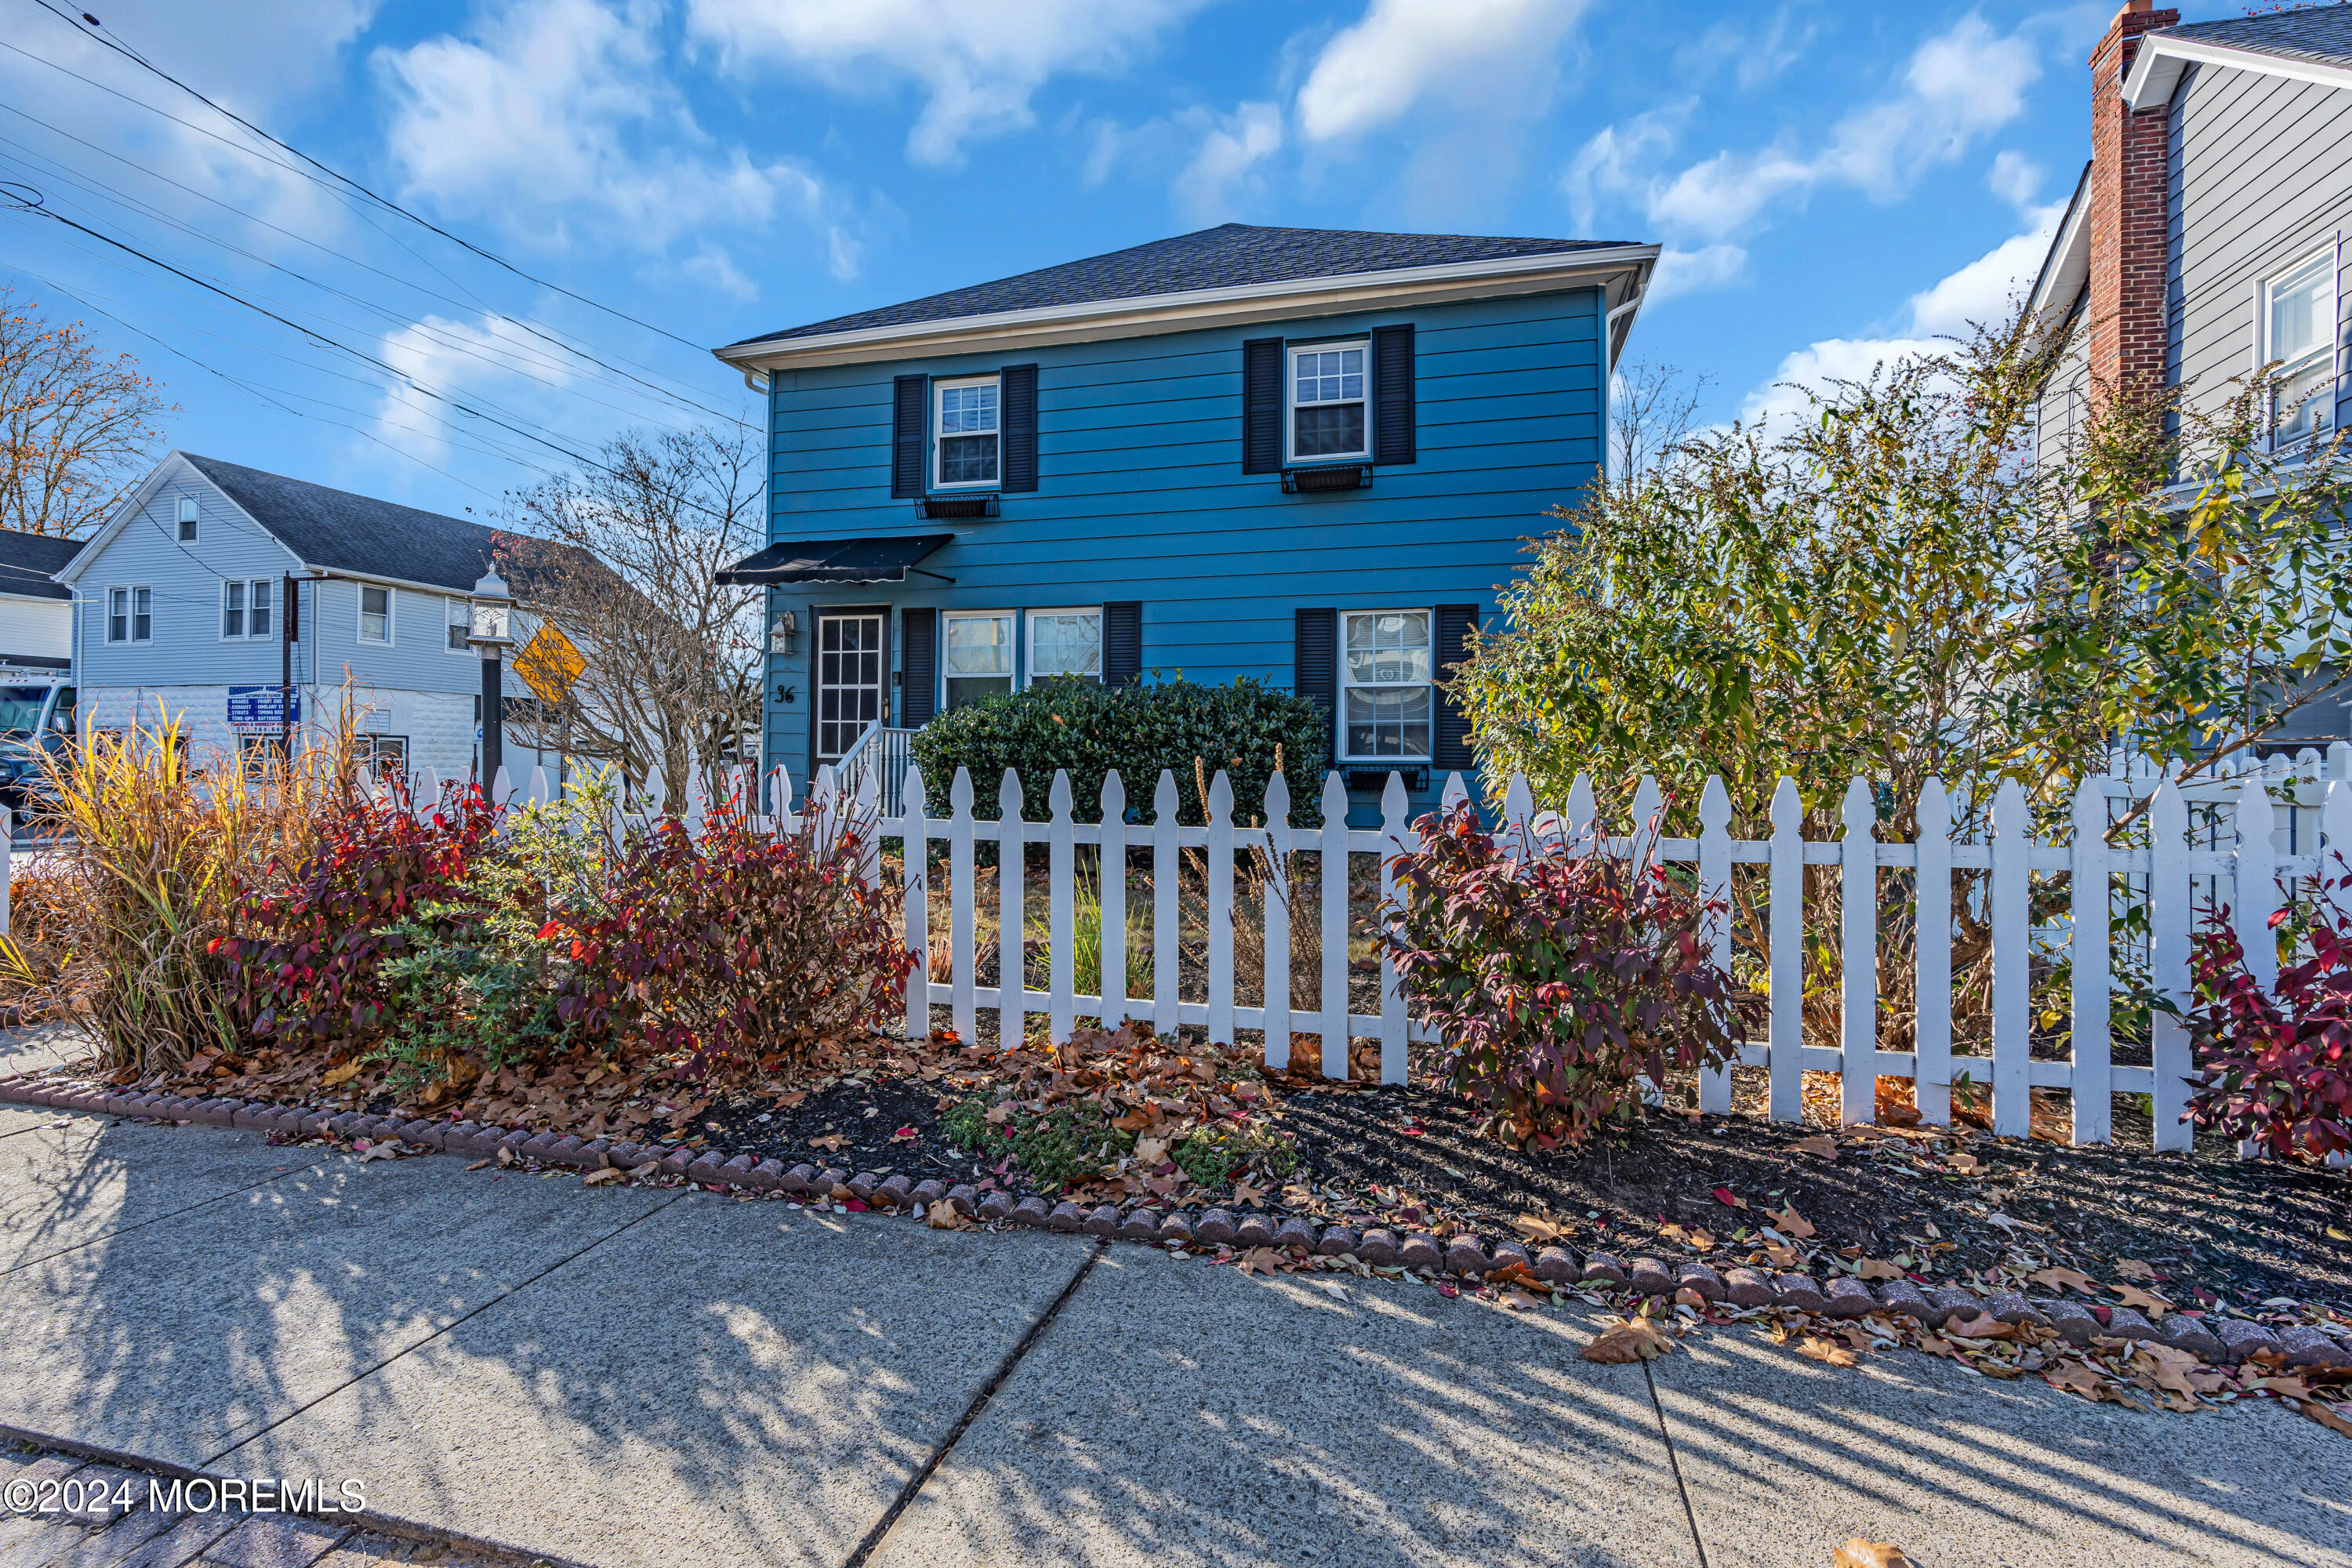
[717,244,1662,373]
[2123,33,2352,108]
[2026,162,2094,341]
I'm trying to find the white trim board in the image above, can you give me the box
[2124,33,2352,111]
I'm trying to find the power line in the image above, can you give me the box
[27,0,720,355]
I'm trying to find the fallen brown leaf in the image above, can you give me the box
[926,1202,964,1230]
[808,1133,850,1152]
[2045,1359,2117,1400]
[1944,1312,2015,1341]
[1947,1152,1984,1175]
[1765,1243,1806,1269]
[1833,1541,1915,1568]
[1798,1334,1859,1367]
[2028,1266,2100,1294]
[2110,1283,2172,1319]
[496,1145,516,1167]
[1791,1134,1840,1160]
[2132,1343,2201,1399]
[1236,1246,1283,1276]
[1514,1212,1569,1244]
[465,1158,491,1171]
[1853,1258,1903,1281]
[1770,1204,1817,1240]
[1232,1178,1267,1207]
[2290,1397,2352,1441]
[1584,1319,1675,1363]
[321,1060,362,1088]
[582,1167,622,1187]
[2114,1258,2158,1281]
[1497,1288,1544,1312]
[1674,1287,1708,1310]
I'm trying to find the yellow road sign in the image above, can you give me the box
[515,622,586,705]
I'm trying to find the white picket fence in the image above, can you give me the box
[16,735,2347,1152]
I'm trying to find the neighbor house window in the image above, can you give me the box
[1027,608,1102,683]
[1341,608,1432,759]
[935,376,1000,488]
[106,586,152,644]
[221,579,273,639]
[2263,250,2338,446]
[447,596,470,652]
[176,496,198,542]
[943,611,1014,709]
[358,584,392,644]
[1289,340,1367,462]
[356,734,408,782]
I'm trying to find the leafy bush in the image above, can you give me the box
[212,782,501,1053]
[549,794,915,1079]
[941,1096,1134,1188]
[2180,871,2352,1161]
[908,675,1327,826]
[1388,803,1751,1152]
[1171,1121,1299,1187]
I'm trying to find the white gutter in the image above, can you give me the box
[2123,34,2352,109]
[717,243,1661,372]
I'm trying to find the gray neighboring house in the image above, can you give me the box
[58,452,569,780]
[2030,0,2352,747]
[0,528,82,678]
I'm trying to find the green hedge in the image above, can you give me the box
[908,676,1328,826]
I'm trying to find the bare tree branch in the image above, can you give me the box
[0,288,174,536]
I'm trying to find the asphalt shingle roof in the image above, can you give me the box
[731,223,1634,347]
[0,529,83,601]
[2161,4,2352,71]
[183,454,528,593]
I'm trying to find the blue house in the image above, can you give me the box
[713,223,1656,817]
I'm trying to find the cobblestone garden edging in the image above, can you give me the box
[7,1073,2350,1379]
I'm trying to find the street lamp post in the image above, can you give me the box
[466,568,517,793]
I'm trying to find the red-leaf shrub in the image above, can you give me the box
[2181,869,2352,1161]
[212,782,500,1049]
[1387,803,1751,1152]
[549,795,916,1078]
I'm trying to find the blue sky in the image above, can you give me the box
[0,0,2172,524]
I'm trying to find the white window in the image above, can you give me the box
[221,579,273,639]
[106,586,152,644]
[1288,340,1368,462]
[1341,609,1432,760]
[1027,608,1102,683]
[943,611,1014,710]
[447,596,470,653]
[2262,250,2338,446]
[935,376,1000,488]
[358,583,392,644]
[176,496,198,542]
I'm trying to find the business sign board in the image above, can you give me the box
[227,686,299,730]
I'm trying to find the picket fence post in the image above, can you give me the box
[1989,780,2031,1138]
[1207,770,1235,1047]
[999,770,1027,1047]
[1319,771,1350,1080]
[1048,770,1075,1044]
[1262,770,1292,1073]
[1378,772,1409,1085]
[1767,777,1804,1123]
[2148,777,2193,1152]
[903,765,930,1042]
[949,768,976,1044]
[1839,776,1878,1126]
[1696,776,1733,1115]
[1152,771,1179,1036]
[2071,774,2112,1145]
[1100,771,1128,1027]
[1914,778,1953,1126]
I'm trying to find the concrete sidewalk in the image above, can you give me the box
[0,1109,2343,1568]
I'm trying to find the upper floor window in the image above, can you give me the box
[1290,340,1367,462]
[107,586,152,644]
[1341,608,1431,760]
[2263,250,2337,447]
[1028,608,1102,683]
[446,596,470,652]
[176,497,198,542]
[222,579,273,639]
[359,583,392,644]
[935,376,1000,488]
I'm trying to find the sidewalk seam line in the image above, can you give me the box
[841,1239,1104,1568]
[203,1189,687,1469]
[0,1147,336,1281]
[1642,1361,1711,1568]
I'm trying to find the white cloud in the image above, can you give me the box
[1987,149,2043,212]
[1172,102,1284,224]
[1585,14,2045,245]
[1675,6,1811,91]
[1648,244,1747,303]
[1562,104,1686,231]
[379,0,850,271]
[685,0,1207,167]
[375,311,583,460]
[1295,0,1590,143]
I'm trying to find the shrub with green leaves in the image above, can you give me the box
[941,1095,1135,1188]
[908,675,1327,826]
[1172,1121,1299,1187]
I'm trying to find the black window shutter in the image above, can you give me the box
[1294,607,1337,764]
[1373,323,1416,466]
[891,374,928,499]
[900,608,937,728]
[1102,601,1142,687]
[1000,364,1038,492]
[1434,603,1475,772]
[1243,337,1283,474]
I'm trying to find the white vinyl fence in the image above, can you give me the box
[12,733,2348,1152]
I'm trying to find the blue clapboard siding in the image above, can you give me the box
[760,287,1606,818]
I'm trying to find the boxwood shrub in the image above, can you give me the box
[907,675,1327,826]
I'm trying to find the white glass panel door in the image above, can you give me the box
[815,611,885,764]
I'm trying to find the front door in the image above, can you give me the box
[815,609,885,765]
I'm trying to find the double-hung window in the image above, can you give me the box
[221,579,273,639]
[446,596,470,652]
[943,611,1014,710]
[176,496,198,542]
[1341,608,1432,760]
[935,376,1000,488]
[2263,250,2338,447]
[358,583,392,644]
[106,586,152,644]
[1027,608,1102,683]
[1289,340,1368,462]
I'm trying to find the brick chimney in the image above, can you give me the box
[2085,0,2179,397]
